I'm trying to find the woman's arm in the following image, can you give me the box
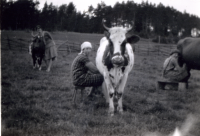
[172,57,182,70]
[43,31,53,40]
[85,62,100,74]
[42,31,55,45]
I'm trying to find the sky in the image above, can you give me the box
[38,0,200,17]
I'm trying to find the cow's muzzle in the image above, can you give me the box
[111,55,124,66]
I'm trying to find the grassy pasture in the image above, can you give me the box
[1,31,200,136]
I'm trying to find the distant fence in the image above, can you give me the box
[1,36,82,53]
[1,36,177,57]
[1,36,31,51]
[134,43,177,56]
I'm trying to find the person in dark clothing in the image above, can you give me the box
[162,49,190,82]
[71,41,104,96]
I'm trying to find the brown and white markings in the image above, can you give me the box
[96,19,140,116]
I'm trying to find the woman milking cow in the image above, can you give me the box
[162,49,190,82]
[29,25,57,72]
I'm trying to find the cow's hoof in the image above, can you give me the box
[117,106,123,111]
[117,106,123,115]
[119,110,123,115]
[39,67,42,71]
[109,112,114,117]
[33,66,36,69]
[108,108,114,116]
[46,69,50,72]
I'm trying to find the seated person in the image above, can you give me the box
[71,41,104,97]
[162,49,190,82]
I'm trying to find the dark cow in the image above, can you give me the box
[31,36,45,70]
[177,37,200,70]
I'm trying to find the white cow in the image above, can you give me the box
[96,20,140,116]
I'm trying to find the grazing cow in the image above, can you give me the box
[96,20,140,116]
[177,37,200,70]
[31,36,45,70]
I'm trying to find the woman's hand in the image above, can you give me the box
[85,62,100,74]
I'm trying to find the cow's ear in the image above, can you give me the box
[104,31,110,39]
[126,34,140,44]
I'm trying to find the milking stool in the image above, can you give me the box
[72,86,85,106]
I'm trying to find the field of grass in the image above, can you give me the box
[1,31,200,136]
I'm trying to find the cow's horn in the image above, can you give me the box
[126,21,134,32]
[102,19,110,31]
[31,32,37,37]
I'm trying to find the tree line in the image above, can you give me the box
[1,0,200,40]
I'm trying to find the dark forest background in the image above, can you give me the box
[1,0,200,40]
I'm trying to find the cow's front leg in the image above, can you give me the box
[104,73,115,116]
[116,96,123,114]
[108,84,115,116]
[38,58,42,71]
[116,73,128,114]
[102,81,109,103]
[36,58,39,68]
[38,66,42,71]
[32,55,36,69]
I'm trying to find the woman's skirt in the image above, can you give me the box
[73,73,104,87]
[163,69,189,82]
[45,41,57,60]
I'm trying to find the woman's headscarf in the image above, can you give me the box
[170,49,181,55]
[78,41,92,55]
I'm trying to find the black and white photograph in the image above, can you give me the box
[1,0,200,135]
